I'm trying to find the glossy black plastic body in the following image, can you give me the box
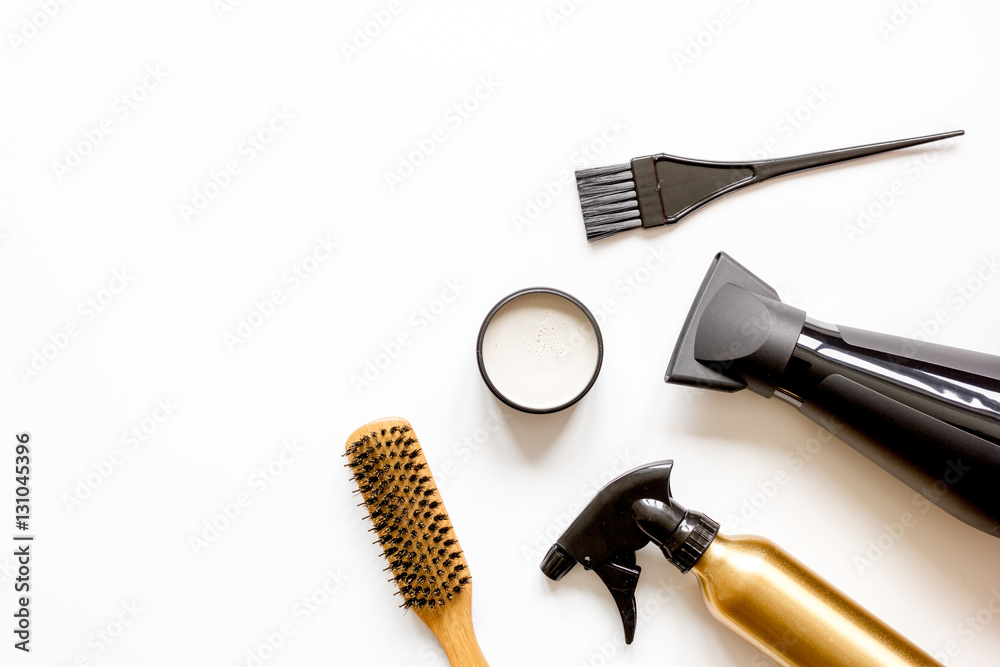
[781,319,1000,537]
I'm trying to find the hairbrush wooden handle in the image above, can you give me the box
[346,417,490,667]
[419,587,489,666]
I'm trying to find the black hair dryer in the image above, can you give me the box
[665,252,1000,538]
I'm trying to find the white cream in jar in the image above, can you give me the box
[478,289,602,413]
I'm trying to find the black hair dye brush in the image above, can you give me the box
[576,130,962,241]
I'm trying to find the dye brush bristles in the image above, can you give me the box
[345,417,489,667]
[576,130,963,242]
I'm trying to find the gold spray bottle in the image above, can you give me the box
[541,461,942,667]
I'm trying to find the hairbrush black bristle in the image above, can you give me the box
[345,420,471,611]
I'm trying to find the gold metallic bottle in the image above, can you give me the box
[542,461,943,667]
[691,533,941,667]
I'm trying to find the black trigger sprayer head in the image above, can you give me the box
[540,461,719,644]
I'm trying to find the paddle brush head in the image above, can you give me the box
[345,418,471,614]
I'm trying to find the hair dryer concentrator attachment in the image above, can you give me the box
[665,252,1000,537]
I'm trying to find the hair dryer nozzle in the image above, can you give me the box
[665,252,806,397]
[664,252,1000,538]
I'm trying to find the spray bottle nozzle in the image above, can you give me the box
[540,460,719,644]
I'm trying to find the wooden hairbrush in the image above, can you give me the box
[345,417,489,666]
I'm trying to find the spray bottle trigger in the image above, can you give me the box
[592,552,641,644]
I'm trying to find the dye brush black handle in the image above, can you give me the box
[750,130,965,180]
[578,131,963,241]
[781,320,1000,537]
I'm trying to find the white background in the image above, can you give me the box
[2,1,1000,666]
